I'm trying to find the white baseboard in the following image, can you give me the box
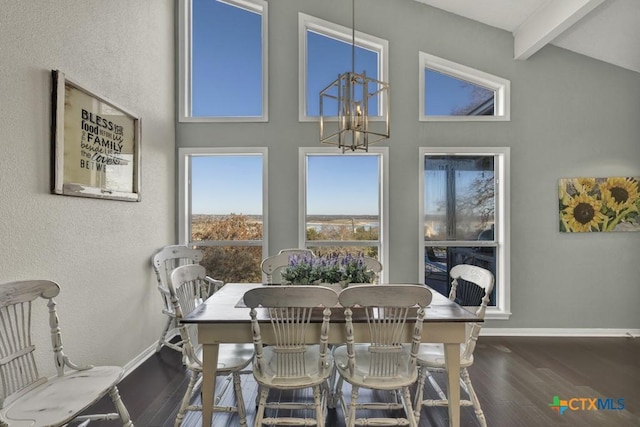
[121,330,180,379]
[122,342,157,378]
[481,328,640,337]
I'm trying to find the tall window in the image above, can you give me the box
[178,148,268,283]
[298,13,388,121]
[300,147,388,281]
[179,0,268,121]
[419,52,510,121]
[420,147,510,319]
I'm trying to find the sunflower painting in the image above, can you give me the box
[559,176,640,232]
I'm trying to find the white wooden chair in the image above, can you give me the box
[0,280,133,427]
[361,256,383,283]
[333,284,432,427]
[413,264,494,427]
[259,252,294,284]
[243,285,338,426]
[168,265,254,427]
[278,248,316,257]
[151,245,221,353]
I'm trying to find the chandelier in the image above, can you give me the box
[319,0,390,152]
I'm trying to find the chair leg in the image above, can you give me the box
[255,386,269,426]
[413,366,428,422]
[401,386,418,427]
[156,316,174,352]
[347,385,360,427]
[327,362,338,409]
[335,375,346,416]
[313,384,324,426]
[231,371,248,427]
[107,386,133,427]
[461,368,487,427]
[427,370,448,401]
[175,371,199,427]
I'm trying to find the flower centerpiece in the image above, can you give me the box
[280,252,375,287]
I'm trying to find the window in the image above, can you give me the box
[178,148,268,283]
[298,13,389,121]
[419,52,510,121]
[179,0,268,121]
[299,147,388,282]
[419,147,510,319]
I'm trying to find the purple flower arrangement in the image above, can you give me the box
[280,252,374,286]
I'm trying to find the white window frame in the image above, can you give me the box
[178,147,268,258]
[298,147,389,283]
[298,13,389,122]
[418,147,511,319]
[419,52,510,122]
[178,0,268,122]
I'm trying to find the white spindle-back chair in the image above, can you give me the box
[413,264,494,426]
[278,248,316,257]
[259,252,294,284]
[0,280,133,426]
[168,265,254,427]
[333,284,432,427]
[361,256,383,284]
[243,285,338,426]
[151,245,221,353]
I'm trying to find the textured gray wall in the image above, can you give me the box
[176,0,640,329]
[1,0,175,374]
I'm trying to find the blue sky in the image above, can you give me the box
[189,0,485,217]
[191,154,380,216]
[307,155,379,216]
[191,155,263,215]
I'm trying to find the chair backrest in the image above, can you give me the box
[448,264,494,360]
[260,253,293,284]
[152,245,207,309]
[338,284,432,378]
[243,286,338,379]
[168,264,211,366]
[0,280,63,405]
[361,256,383,283]
[278,248,316,257]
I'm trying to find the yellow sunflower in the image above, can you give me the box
[572,177,596,194]
[598,177,639,212]
[561,193,607,232]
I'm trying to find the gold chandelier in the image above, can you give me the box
[319,0,390,152]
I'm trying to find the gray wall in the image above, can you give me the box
[177,0,640,330]
[1,0,175,375]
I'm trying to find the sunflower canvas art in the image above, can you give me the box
[559,176,640,232]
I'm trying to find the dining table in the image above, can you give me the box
[181,283,482,427]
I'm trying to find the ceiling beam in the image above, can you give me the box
[513,0,605,60]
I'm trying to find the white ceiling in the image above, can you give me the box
[414,0,640,74]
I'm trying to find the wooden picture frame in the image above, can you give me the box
[51,70,141,201]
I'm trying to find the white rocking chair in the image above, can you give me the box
[151,245,221,353]
[0,280,133,427]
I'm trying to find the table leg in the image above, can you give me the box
[201,343,220,427]
[444,343,460,427]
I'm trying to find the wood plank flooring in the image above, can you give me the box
[84,336,640,426]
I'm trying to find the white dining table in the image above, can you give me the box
[181,283,482,427]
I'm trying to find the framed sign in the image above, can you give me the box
[51,70,141,201]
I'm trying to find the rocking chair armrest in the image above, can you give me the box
[204,276,224,296]
[63,355,94,372]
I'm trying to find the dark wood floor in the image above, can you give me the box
[85,336,640,426]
